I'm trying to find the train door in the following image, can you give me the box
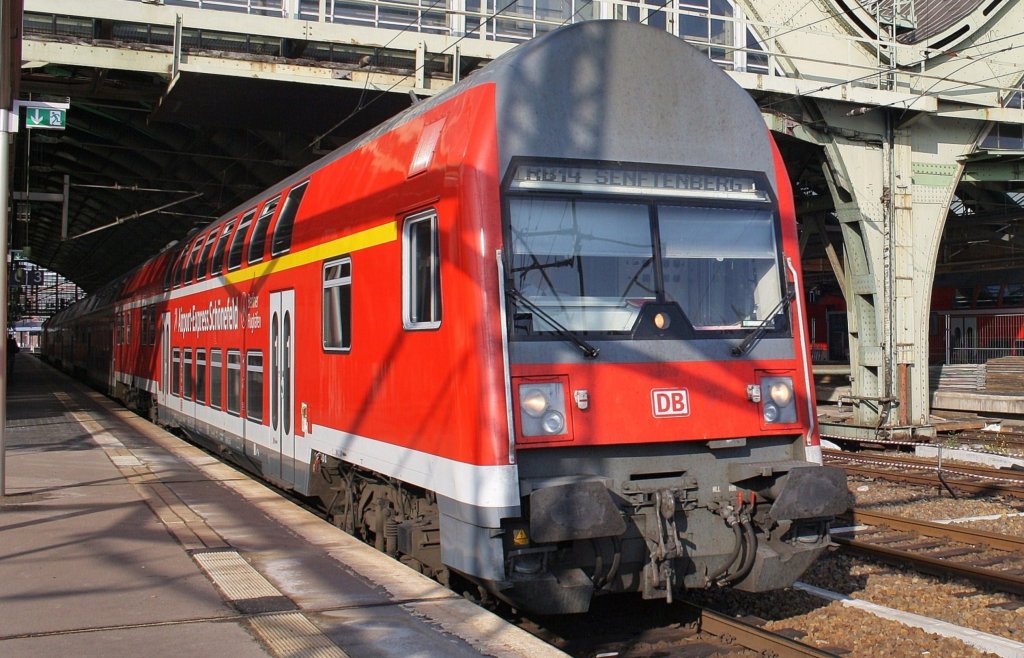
[159,312,170,410]
[270,290,296,485]
[948,316,978,364]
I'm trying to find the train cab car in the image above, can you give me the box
[43,20,847,615]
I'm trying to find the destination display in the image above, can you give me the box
[509,164,768,201]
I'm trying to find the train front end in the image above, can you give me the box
[482,21,848,614]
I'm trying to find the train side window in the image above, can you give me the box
[172,246,190,289]
[228,209,257,271]
[226,350,241,415]
[147,304,157,345]
[271,181,309,257]
[248,197,281,265]
[183,348,194,399]
[246,350,264,421]
[210,221,235,277]
[164,251,179,291]
[210,349,223,409]
[184,240,204,283]
[1004,284,1024,307]
[172,348,181,397]
[196,232,217,281]
[977,284,1000,308]
[323,256,352,351]
[196,349,207,404]
[953,288,972,309]
[402,210,441,329]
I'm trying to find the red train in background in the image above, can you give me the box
[806,281,1024,366]
[43,20,847,614]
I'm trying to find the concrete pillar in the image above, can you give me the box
[737,0,1024,433]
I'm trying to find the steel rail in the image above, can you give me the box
[826,450,1024,481]
[834,509,1024,596]
[691,604,841,657]
[824,450,1024,498]
[848,509,1024,552]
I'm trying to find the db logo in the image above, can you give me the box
[651,388,690,418]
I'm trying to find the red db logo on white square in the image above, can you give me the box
[651,389,690,417]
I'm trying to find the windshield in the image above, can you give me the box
[659,205,781,329]
[508,197,783,335]
[510,198,654,333]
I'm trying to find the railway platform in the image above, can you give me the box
[0,354,566,658]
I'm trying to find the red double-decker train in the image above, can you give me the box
[43,20,846,614]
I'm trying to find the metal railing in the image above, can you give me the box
[24,0,1024,107]
[944,312,1024,365]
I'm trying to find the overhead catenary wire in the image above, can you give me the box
[305,0,600,150]
[759,26,1024,114]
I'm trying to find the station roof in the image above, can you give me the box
[11,2,1024,295]
[14,9,428,292]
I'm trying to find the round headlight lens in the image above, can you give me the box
[763,403,779,423]
[769,382,793,407]
[654,312,671,330]
[541,410,565,434]
[521,389,549,417]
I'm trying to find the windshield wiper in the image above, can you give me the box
[507,287,600,359]
[731,289,795,357]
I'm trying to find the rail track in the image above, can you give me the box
[954,428,1024,451]
[833,508,1024,597]
[515,598,844,657]
[824,448,1024,498]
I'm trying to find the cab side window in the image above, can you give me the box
[402,210,441,330]
[323,256,352,351]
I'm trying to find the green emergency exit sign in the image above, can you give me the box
[25,107,65,129]
[14,100,70,131]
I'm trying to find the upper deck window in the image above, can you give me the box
[165,249,185,291]
[184,239,204,283]
[228,209,257,271]
[248,197,281,265]
[196,232,217,280]
[271,181,309,257]
[172,246,190,288]
[210,220,235,277]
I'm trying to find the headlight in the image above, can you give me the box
[518,382,567,437]
[520,388,549,417]
[542,410,565,434]
[769,382,793,407]
[760,376,796,424]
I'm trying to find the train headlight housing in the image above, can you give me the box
[760,376,796,424]
[518,382,568,436]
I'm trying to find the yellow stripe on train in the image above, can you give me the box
[222,221,398,286]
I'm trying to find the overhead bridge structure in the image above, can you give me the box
[8,0,1024,438]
